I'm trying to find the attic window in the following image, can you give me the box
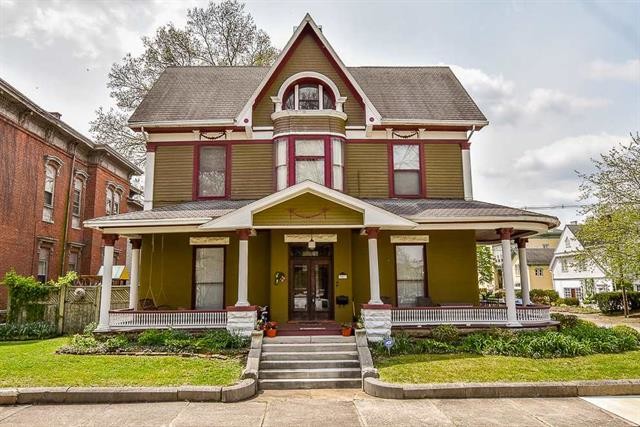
[283,81,335,111]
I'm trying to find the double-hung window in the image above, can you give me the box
[198,146,227,198]
[42,164,57,222]
[294,139,325,185]
[37,248,50,283]
[194,247,225,310]
[331,138,344,191]
[392,144,421,196]
[395,244,427,307]
[71,177,83,229]
[106,188,113,215]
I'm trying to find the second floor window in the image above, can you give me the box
[198,146,227,198]
[106,186,122,215]
[295,139,325,185]
[42,164,57,222]
[535,267,544,276]
[283,82,335,111]
[561,258,569,273]
[71,177,83,229]
[392,144,421,196]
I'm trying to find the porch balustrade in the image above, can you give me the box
[108,309,227,330]
[390,305,551,327]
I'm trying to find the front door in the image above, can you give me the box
[289,246,332,321]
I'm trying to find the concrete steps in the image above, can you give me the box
[259,335,362,390]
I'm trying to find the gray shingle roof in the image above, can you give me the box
[525,248,555,265]
[129,66,486,124]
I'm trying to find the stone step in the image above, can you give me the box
[262,342,357,353]
[258,378,363,390]
[259,367,361,380]
[260,351,359,361]
[260,359,360,370]
[264,335,355,344]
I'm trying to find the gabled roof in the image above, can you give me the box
[525,248,555,265]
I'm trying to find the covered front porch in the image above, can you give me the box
[85,182,559,339]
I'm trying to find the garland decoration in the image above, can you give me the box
[392,130,419,139]
[200,132,226,141]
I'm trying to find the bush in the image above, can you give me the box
[197,329,248,352]
[60,334,104,354]
[103,335,131,352]
[611,325,640,344]
[137,329,190,348]
[0,321,57,341]
[551,313,580,329]
[530,289,559,305]
[417,338,457,354]
[595,292,624,313]
[430,324,459,344]
[557,297,579,306]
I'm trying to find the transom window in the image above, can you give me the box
[392,144,422,196]
[283,82,335,111]
[395,244,427,307]
[198,146,227,198]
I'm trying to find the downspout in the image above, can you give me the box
[59,143,77,276]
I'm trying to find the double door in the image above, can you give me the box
[289,258,332,321]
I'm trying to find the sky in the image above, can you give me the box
[1,0,639,226]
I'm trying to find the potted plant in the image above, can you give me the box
[341,322,353,337]
[264,321,278,337]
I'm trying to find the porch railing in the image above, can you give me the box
[390,305,551,327]
[108,309,227,330]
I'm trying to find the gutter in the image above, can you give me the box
[128,119,235,129]
[380,119,489,128]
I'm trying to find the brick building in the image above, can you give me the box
[0,77,142,309]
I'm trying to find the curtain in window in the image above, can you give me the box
[199,146,226,197]
[295,140,324,185]
[194,247,224,310]
[395,245,425,307]
[393,145,420,195]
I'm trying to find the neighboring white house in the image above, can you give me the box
[550,224,613,300]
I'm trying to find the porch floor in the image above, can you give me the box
[276,321,342,336]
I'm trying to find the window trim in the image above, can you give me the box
[393,243,428,307]
[278,135,344,189]
[389,142,425,198]
[194,143,231,200]
[282,79,336,111]
[191,245,226,310]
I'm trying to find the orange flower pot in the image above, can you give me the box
[341,327,353,337]
[266,329,277,338]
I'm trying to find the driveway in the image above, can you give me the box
[0,390,637,426]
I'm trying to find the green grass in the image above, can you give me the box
[377,351,640,383]
[0,338,243,387]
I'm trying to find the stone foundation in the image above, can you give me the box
[226,309,257,337]
[362,306,392,342]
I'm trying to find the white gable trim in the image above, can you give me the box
[235,14,382,127]
[199,181,416,230]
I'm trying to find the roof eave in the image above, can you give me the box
[380,118,489,128]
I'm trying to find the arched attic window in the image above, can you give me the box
[283,80,335,111]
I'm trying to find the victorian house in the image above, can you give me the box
[85,15,559,338]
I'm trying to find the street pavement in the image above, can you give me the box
[0,389,638,426]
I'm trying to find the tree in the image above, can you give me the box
[476,245,495,287]
[575,133,640,316]
[91,0,279,167]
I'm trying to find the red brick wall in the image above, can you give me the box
[0,117,135,309]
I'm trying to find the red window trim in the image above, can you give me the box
[388,142,426,198]
[393,243,429,307]
[193,143,231,200]
[282,78,337,111]
[282,135,344,188]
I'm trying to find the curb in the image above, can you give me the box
[363,377,640,399]
[0,380,257,405]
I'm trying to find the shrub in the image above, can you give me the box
[611,325,640,343]
[137,329,190,347]
[430,324,459,344]
[59,334,104,354]
[551,313,580,329]
[561,297,579,306]
[0,321,57,341]
[197,329,248,352]
[530,289,559,304]
[595,292,624,313]
[417,338,457,354]
[103,335,131,352]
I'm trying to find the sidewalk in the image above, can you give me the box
[0,389,637,426]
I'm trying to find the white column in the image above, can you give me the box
[143,150,155,210]
[367,228,383,305]
[461,143,473,201]
[499,228,521,327]
[236,229,250,307]
[129,239,141,310]
[517,239,531,306]
[96,234,118,332]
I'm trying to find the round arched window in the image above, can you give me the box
[283,81,335,111]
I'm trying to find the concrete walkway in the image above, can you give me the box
[0,390,637,426]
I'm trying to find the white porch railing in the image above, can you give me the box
[391,305,551,327]
[109,309,227,330]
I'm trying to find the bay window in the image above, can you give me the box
[198,146,227,198]
[295,139,325,185]
[395,244,427,307]
[392,144,422,196]
[331,138,344,191]
[275,138,288,191]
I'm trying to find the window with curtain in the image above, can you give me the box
[68,251,79,272]
[275,138,288,191]
[395,245,426,307]
[331,138,344,191]
[393,144,421,196]
[194,247,225,310]
[295,139,325,185]
[42,164,57,222]
[199,146,226,197]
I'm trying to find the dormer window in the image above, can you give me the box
[283,81,335,111]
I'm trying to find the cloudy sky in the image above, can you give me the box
[1,0,638,226]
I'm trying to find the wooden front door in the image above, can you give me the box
[289,246,332,321]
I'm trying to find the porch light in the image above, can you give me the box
[308,235,316,250]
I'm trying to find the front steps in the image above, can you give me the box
[259,335,362,390]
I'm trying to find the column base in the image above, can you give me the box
[362,305,392,342]
[226,306,257,337]
[94,325,111,333]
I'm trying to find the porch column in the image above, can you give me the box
[499,228,521,327]
[517,238,532,306]
[96,234,118,332]
[129,239,142,310]
[366,227,383,305]
[461,142,473,201]
[235,228,251,307]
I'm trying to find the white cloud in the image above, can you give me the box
[589,59,640,83]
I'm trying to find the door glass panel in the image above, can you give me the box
[314,263,330,313]
[195,247,224,310]
[292,263,309,314]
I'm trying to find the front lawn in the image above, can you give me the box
[377,351,640,383]
[0,338,243,387]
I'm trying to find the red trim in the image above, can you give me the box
[193,143,231,200]
[361,304,392,310]
[192,245,227,310]
[283,134,344,189]
[226,305,258,312]
[498,228,514,240]
[365,227,380,239]
[459,141,471,150]
[146,143,157,152]
[102,234,119,246]
[388,142,425,198]
[131,239,142,250]
[347,139,468,144]
[236,228,251,240]
[516,238,528,249]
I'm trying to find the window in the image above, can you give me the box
[392,144,421,196]
[113,191,121,215]
[395,245,426,307]
[295,139,325,185]
[542,243,549,249]
[564,287,583,300]
[71,177,83,229]
[565,237,571,249]
[535,267,544,277]
[68,251,79,272]
[198,146,227,197]
[561,258,569,273]
[106,187,113,215]
[42,164,57,222]
[283,82,335,111]
[275,138,288,191]
[194,247,225,310]
[331,138,344,191]
[37,248,50,283]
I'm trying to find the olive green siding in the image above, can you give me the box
[153,145,194,207]
[273,115,346,135]
[253,31,365,127]
[231,144,274,199]
[345,143,389,198]
[253,193,363,226]
[425,144,464,198]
